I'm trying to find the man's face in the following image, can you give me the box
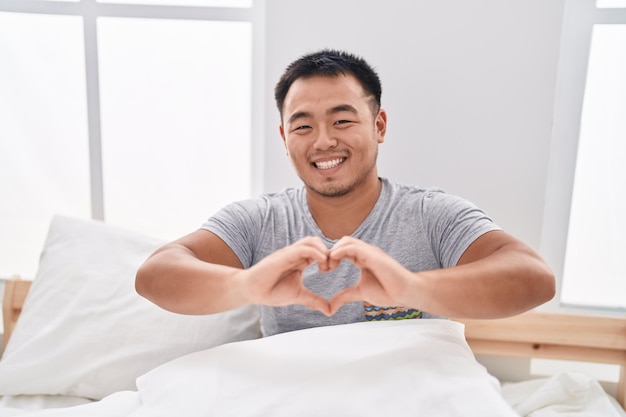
[279,74,386,198]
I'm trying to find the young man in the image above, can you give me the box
[136,49,555,336]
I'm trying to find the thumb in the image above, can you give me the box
[328,286,362,315]
[298,289,332,317]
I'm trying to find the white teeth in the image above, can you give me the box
[315,158,344,170]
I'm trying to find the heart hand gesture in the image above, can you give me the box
[240,236,416,316]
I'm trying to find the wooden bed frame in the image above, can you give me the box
[3,277,626,408]
[2,277,30,351]
[458,311,626,408]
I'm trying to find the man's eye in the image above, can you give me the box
[335,120,351,125]
[294,125,311,131]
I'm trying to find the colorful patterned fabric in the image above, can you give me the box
[364,302,422,321]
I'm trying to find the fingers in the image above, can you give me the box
[297,289,332,317]
[289,236,331,272]
[328,236,378,270]
[285,238,332,315]
[249,236,407,316]
[328,286,362,316]
[244,236,333,313]
[328,237,413,314]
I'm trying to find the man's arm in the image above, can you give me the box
[135,230,332,315]
[416,230,556,318]
[135,229,245,315]
[328,230,555,318]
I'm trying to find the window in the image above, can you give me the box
[0,11,91,278]
[541,0,626,312]
[97,17,252,240]
[597,0,626,7]
[561,23,626,310]
[0,1,262,279]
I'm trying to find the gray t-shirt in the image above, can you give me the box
[202,178,500,336]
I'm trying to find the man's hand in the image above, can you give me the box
[327,236,416,315]
[326,231,555,319]
[238,235,419,317]
[237,236,333,316]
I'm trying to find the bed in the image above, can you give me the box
[1,215,625,416]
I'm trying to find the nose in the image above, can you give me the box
[313,127,337,150]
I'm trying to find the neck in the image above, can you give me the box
[307,177,382,240]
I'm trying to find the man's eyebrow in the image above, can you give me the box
[327,104,358,115]
[286,111,311,125]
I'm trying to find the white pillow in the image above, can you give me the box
[0,215,261,400]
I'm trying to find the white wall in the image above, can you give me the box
[262,0,565,252]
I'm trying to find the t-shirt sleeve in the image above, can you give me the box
[200,198,266,268]
[422,191,501,268]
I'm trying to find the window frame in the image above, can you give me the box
[0,0,265,221]
[0,0,265,281]
[540,0,626,314]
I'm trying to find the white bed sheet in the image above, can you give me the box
[0,395,92,411]
[502,372,626,417]
[0,320,624,417]
[0,392,139,417]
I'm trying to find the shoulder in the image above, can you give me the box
[257,187,306,217]
[262,187,304,204]
[212,188,303,220]
[200,187,306,259]
[380,177,446,206]
[379,178,489,219]
[221,187,303,213]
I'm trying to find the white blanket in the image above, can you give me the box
[3,320,625,416]
[0,319,519,417]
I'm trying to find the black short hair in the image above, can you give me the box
[274,49,382,122]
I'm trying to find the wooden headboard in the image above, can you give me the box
[2,277,625,408]
[2,277,32,350]
[458,311,626,408]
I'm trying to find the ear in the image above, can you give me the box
[279,124,289,155]
[375,109,387,144]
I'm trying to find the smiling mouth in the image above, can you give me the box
[313,158,346,170]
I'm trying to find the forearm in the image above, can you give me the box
[408,243,555,319]
[135,244,248,315]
